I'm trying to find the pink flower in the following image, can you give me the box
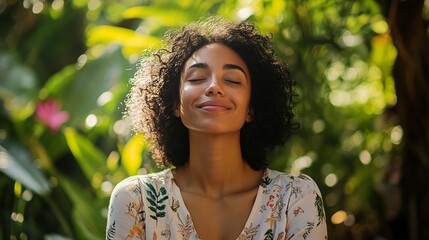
[35,98,69,132]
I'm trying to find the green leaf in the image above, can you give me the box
[122,134,147,176]
[43,234,71,240]
[42,65,76,97]
[160,186,167,195]
[157,212,166,218]
[157,205,166,211]
[146,190,156,202]
[159,195,168,203]
[59,175,105,239]
[0,50,39,120]
[86,25,160,49]
[47,46,132,127]
[148,206,157,213]
[0,142,51,196]
[64,127,106,182]
[147,198,157,207]
[122,6,193,26]
[145,182,157,194]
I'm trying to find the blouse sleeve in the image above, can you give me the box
[106,177,146,240]
[285,175,327,240]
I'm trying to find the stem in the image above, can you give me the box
[44,196,74,238]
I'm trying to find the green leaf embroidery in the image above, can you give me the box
[160,187,167,195]
[146,183,157,195]
[106,221,116,240]
[157,212,166,217]
[149,206,157,213]
[264,229,274,240]
[147,190,156,202]
[159,195,168,203]
[315,193,325,226]
[147,198,157,207]
[157,205,166,211]
[145,182,168,222]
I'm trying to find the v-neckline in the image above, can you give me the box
[166,169,265,240]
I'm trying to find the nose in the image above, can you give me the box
[205,76,225,96]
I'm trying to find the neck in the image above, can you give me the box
[174,131,262,199]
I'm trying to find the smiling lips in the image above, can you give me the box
[197,101,232,111]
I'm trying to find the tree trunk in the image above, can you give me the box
[384,0,429,239]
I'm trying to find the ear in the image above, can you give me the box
[245,107,254,122]
[173,102,181,117]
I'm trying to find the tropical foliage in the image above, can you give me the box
[1,0,421,239]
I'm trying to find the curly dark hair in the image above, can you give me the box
[126,16,298,170]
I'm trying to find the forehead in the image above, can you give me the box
[182,43,250,74]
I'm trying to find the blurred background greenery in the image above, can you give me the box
[1,0,428,239]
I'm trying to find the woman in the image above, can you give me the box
[107,16,327,240]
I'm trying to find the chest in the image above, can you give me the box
[181,189,258,240]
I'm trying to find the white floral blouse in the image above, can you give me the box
[106,169,327,240]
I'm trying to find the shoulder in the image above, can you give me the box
[262,169,323,206]
[110,169,172,200]
[263,169,327,239]
[263,169,321,193]
[107,171,171,240]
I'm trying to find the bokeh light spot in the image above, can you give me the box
[32,1,44,14]
[85,114,98,128]
[325,173,338,187]
[390,125,403,145]
[359,150,372,165]
[97,91,113,106]
[331,210,347,224]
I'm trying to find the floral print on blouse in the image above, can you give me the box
[106,169,327,240]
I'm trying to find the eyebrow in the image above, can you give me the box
[186,63,248,78]
[224,64,248,78]
[187,62,209,71]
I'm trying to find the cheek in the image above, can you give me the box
[178,86,196,114]
[240,91,252,109]
[233,94,251,121]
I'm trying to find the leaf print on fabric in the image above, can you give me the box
[293,206,304,216]
[114,184,145,239]
[286,233,295,240]
[314,193,325,226]
[127,225,144,239]
[285,181,303,199]
[145,182,168,222]
[161,227,171,240]
[276,232,285,240]
[171,197,180,212]
[298,174,311,181]
[238,223,260,240]
[260,176,272,188]
[125,192,145,239]
[259,204,268,213]
[302,222,315,240]
[178,214,195,240]
[130,185,142,195]
[265,187,286,229]
[126,200,145,223]
[106,221,116,240]
[264,229,274,240]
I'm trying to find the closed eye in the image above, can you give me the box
[225,79,241,84]
[188,78,205,82]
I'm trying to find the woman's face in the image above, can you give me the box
[175,43,252,135]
